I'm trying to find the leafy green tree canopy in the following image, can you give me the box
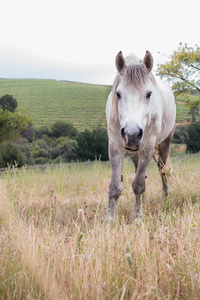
[186,121,200,153]
[157,43,200,120]
[0,142,24,168]
[0,94,18,112]
[173,125,187,144]
[157,43,200,95]
[50,120,78,138]
[75,126,108,161]
[0,109,31,142]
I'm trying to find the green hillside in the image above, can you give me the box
[0,79,111,131]
[0,78,197,131]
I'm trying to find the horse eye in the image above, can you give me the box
[116,91,121,99]
[146,91,152,100]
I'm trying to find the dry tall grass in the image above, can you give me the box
[0,154,200,299]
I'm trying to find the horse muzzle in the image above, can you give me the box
[120,125,143,152]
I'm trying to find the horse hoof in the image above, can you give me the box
[134,212,143,223]
[134,216,143,224]
[105,212,118,223]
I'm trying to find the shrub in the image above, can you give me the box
[34,157,49,165]
[50,120,78,138]
[32,139,50,159]
[35,126,52,139]
[50,137,77,162]
[0,143,25,168]
[186,121,200,153]
[16,138,35,165]
[21,125,36,142]
[172,125,187,144]
[75,126,108,161]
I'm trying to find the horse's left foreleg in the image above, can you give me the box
[132,145,154,218]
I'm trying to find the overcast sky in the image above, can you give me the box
[0,0,199,85]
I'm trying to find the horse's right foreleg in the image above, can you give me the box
[106,142,125,222]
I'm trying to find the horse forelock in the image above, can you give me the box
[122,64,152,88]
[113,53,155,90]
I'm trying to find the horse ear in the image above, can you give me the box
[143,50,153,72]
[115,51,126,73]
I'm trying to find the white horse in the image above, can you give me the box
[106,50,176,221]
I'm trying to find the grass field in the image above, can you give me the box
[0,153,200,299]
[0,79,197,131]
[0,79,111,131]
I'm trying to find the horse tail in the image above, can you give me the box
[152,146,178,189]
[152,146,172,174]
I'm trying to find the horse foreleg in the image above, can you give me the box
[132,146,154,219]
[132,173,146,219]
[106,142,125,222]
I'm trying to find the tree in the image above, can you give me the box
[0,94,18,112]
[186,121,200,153]
[187,99,199,122]
[157,43,200,120]
[21,124,36,142]
[35,126,51,139]
[50,137,77,162]
[0,143,25,168]
[173,125,187,144]
[75,126,108,161]
[0,109,31,142]
[50,120,78,138]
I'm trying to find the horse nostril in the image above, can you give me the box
[138,128,143,140]
[120,127,125,139]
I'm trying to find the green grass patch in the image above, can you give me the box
[0,79,111,131]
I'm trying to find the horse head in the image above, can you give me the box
[114,50,154,152]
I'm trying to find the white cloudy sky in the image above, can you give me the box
[0,0,199,84]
